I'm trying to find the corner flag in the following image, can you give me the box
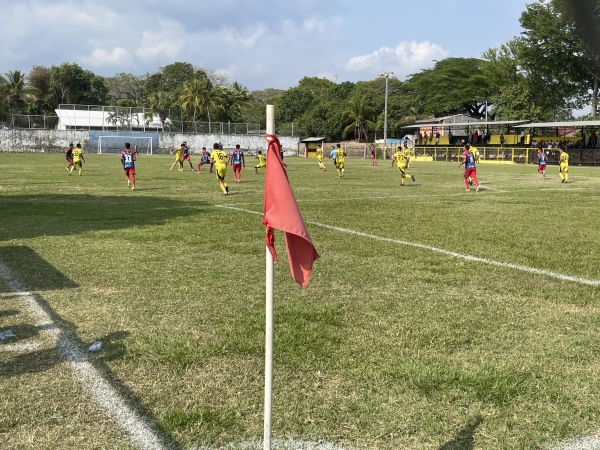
[262,134,319,288]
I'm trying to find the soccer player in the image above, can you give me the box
[330,145,338,169]
[459,144,479,191]
[370,145,376,166]
[181,141,194,170]
[335,143,346,178]
[537,149,547,180]
[120,142,137,190]
[558,144,569,183]
[315,145,326,171]
[229,144,246,182]
[467,144,479,185]
[65,143,74,171]
[69,143,85,176]
[254,150,266,174]
[391,145,415,186]
[197,146,210,173]
[170,143,184,171]
[210,142,229,195]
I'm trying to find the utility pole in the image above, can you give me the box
[378,72,393,160]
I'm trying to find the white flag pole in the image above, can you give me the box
[263,104,275,450]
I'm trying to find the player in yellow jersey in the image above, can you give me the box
[254,151,266,174]
[170,143,184,171]
[210,142,229,194]
[558,144,569,183]
[68,143,85,176]
[392,145,415,186]
[315,145,326,171]
[335,143,345,177]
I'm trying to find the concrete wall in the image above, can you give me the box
[0,129,301,156]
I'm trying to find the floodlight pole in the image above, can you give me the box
[379,72,393,160]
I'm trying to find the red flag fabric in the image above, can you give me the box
[262,134,319,288]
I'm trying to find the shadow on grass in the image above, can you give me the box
[0,194,208,241]
[0,246,183,450]
[438,415,483,450]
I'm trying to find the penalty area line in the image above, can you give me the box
[216,204,600,287]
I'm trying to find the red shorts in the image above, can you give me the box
[464,168,477,179]
[183,155,191,161]
[538,164,546,172]
[371,154,375,160]
[125,168,135,175]
[232,163,242,171]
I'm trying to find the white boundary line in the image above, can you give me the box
[216,205,600,287]
[0,260,168,450]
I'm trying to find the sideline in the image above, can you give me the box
[216,204,600,287]
[0,260,169,450]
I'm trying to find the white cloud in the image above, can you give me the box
[83,47,132,67]
[135,26,184,61]
[345,40,449,78]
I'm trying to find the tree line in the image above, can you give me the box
[2,0,600,141]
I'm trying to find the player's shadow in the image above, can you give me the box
[438,416,483,450]
[0,246,181,449]
[0,194,207,242]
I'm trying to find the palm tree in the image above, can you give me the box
[196,78,221,130]
[341,95,376,142]
[145,91,172,129]
[178,79,205,122]
[1,70,31,113]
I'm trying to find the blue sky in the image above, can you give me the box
[0,0,531,92]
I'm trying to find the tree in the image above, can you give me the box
[1,70,29,114]
[145,91,173,129]
[145,62,207,98]
[404,58,494,119]
[27,66,52,114]
[341,95,376,142]
[517,0,593,116]
[178,79,207,122]
[47,63,108,107]
[105,73,146,106]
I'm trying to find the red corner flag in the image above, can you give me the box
[262,134,319,288]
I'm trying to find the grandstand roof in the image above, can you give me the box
[402,120,528,129]
[513,120,600,128]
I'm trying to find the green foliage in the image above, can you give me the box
[48,63,108,107]
[405,58,494,118]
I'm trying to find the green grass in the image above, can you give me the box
[1,152,600,449]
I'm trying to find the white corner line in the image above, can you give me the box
[216,204,600,287]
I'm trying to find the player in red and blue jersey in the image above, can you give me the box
[197,147,210,173]
[181,141,194,170]
[537,149,547,179]
[120,142,137,190]
[228,144,246,183]
[459,144,479,192]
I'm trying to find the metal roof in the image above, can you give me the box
[513,120,600,128]
[300,137,327,142]
[402,120,529,129]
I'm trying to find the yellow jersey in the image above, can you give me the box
[211,150,228,168]
[393,151,409,166]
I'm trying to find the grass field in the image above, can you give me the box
[1,152,600,450]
